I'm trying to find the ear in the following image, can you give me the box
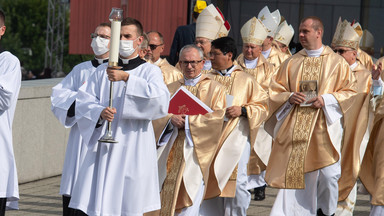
[137,35,143,46]
[316,29,323,38]
[227,52,233,61]
[0,26,6,38]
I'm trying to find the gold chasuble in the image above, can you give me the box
[154,75,226,215]
[236,53,275,91]
[338,63,372,201]
[204,65,269,198]
[360,87,384,205]
[266,46,356,189]
[357,48,373,71]
[153,58,183,85]
[266,46,290,71]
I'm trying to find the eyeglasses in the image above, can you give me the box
[149,44,163,50]
[90,33,110,40]
[179,60,203,67]
[333,49,354,54]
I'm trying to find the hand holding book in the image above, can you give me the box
[299,80,318,107]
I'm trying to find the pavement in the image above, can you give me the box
[6,175,371,215]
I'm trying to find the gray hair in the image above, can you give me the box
[179,44,204,60]
[140,33,149,49]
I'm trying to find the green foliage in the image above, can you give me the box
[0,0,92,75]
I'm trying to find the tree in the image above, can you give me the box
[0,0,92,76]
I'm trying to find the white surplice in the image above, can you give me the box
[0,51,21,210]
[68,59,169,216]
[51,60,98,196]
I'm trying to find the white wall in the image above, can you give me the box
[13,78,70,184]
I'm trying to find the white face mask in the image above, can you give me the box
[91,36,110,56]
[119,38,139,58]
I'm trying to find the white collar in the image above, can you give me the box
[350,61,358,71]
[203,60,212,70]
[261,47,272,59]
[304,46,324,57]
[244,57,258,69]
[216,65,236,77]
[153,58,162,65]
[121,55,139,64]
[95,57,108,64]
[184,73,202,86]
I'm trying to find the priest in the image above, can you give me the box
[51,23,111,216]
[330,18,381,216]
[68,17,170,216]
[190,4,230,73]
[265,16,356,216]
[155,44,226,216]
[200,36,268,215]
[236,17,274,201]
[258,6,289,70]
[145,31,183,84]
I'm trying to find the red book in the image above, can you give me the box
[168,86,213,115]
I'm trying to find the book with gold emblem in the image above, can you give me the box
[168,86,213,115]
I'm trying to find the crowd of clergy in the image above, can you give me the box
[2,1,384,216]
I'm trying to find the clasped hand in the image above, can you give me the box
[226,106,241,118]
[107,67,129,82]
[289,92,324,108]
[101,107,116,122]
[171,115,186,129]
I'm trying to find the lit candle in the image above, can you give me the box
[108,8,123,67]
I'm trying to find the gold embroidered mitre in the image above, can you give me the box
[196,4,231,40]
[360,29,374,53]
[274,20,294,47]
[332,17,363,50]
[257,6,281,37]
[240,17,268,45]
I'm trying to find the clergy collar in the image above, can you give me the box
[153,58,162,65]
[91,58,109,68]
[304,45,324,57]
[244,57,258,69]
[261,47,272,59]
[184,73,202,86]
[118,55,146,71]
[216,64,235,76]
[203,60,212,70]
[350,61,358,71]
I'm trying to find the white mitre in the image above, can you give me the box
[241,17,268,45]
[274,20,294,46]
[196,4,231,40]
[257,6,281,37]
[332,17,363,50]
[360,29,374,53]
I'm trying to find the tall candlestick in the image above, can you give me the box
[108,8,123,67]
[99,8,123,144]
